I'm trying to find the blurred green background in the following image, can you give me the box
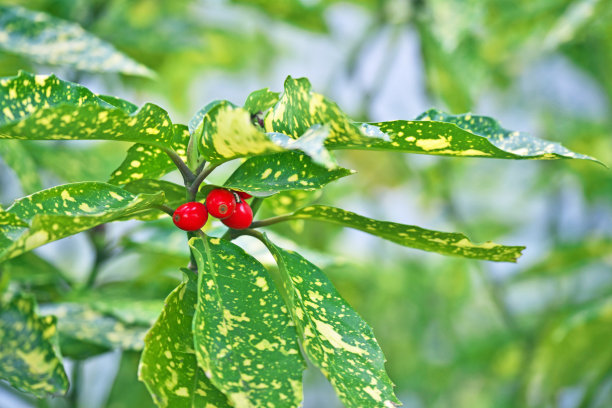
[1,0,611,407]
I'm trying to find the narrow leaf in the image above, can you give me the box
[224,151,353,195]
[0,5,154,77]
[263,238,400,408]
[0,292,68,397]
[290,205,525,262]
[139,274,232,408]
[0,182,164,262]
[189,236,305,408]
[0,71,173,147]
[346,109,599,161]
[109,124,190,185]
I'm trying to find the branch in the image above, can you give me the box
[164,148,195,185]
[189,163,221,200]
[153,204,175,216]
[249,214,294,228]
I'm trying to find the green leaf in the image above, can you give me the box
[289,205,525,262]
[0,71,173,148]
[0,292,68,397]
[87,298,163,327]
[109,124,190,185]
[106,352,156,408]
[348,109,599,161]
[43,303,148,351]
[0,209,27,227]
[262,237,400,408]
[139,273,231,408]
[223,151,353,195]
[264,76,368,146]
[121,179,187,220]
[0,5,154,77]
[189,236,305,408]
[197,100,336,167]
[0,139,42,193]
[243,88,280,113]
[0,182,164,262]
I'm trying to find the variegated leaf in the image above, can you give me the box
[0,182,164,262]
[262,237,400,408]
[290,206,525,262]
[109,124,190,185]
[243,88,280,113]
[349,109,599,161]
[0,292,68,397]
[0,71,173,148]
[0,5,154,77]
[189,236,305,408]
[197,100,336,167]
[0,209,27,227]
[224,151,353,195]
[139,273,231,408]
[0,139,42,193]
[42,303,148,351]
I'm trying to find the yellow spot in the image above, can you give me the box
[415,138,450,151]
[314,319,367,355]
[61,190,76,202]
[364,386,383,402]
[175,387,189,397]
[254,276,269,291]
[287,174,298,182]
[130,160,141,168]
[24,230,49,251]
[109,191,125,201]
[3,107,14,120]
[261,168,273,179]
[79,203,94,212]
[146,127,160,135]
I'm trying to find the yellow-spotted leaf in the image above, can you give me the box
[0,140,42,193]
[0,182,164,262]
[197,100,336,167]
[243,88,280,113]
[42,303,148,351]
[290,206,524,262]
[0,292,68,397]
[139,273,231,408]
[264,76,373,146]
[0,209,27,227]
[189,236,305,408]
[224,151,353,195]
[347,109,599,161]
[109,124,190,185]
[0,71,173,148]
[0,6,154,77]
[262,237,400,408]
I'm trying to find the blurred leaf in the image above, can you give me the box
[0,140,42,194]
[106,351,156,408]
[189,236,305,408]
[229,0,329,32]
[139,273,231,408]
[1,252,70,302]
[0,292,68,397]
[263,237,400,408]
[224,151,353,195]
[288,205,525,262]
[0,182,164,262]
[0,71,173,147]
[0,5,154,77]
[42,302,148,351]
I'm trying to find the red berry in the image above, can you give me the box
[173,202,208,231]
[235,191,252,200]
[222,201,253,229]
[206,189,237,219]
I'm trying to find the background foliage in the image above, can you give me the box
[0,0,610,407]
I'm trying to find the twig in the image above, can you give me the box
[164,148,195,185]
[189,163,221,200]
[249,214,294,228]
[153,204,175,216]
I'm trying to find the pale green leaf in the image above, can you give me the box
[0,292,68,397]
[0,139,42,193]
[87,298,163,327]
[139,273,231,408]
[290,205,525,262]
[243,88,280,113]
[109,124,190,185]
[0,5,154,77]
[42,303,148,351]
[197,100,336,167]
[224,150,353,195]
[189,236,305,408]
[263,237,400,408]
[0,71,173,147]
[0,182,164,262]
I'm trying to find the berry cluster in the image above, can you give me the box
[172,188,253,231]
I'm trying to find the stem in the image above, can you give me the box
[249,214,294,228]
[69,361,81,408]
[189,163,221,200]
[84,226,110,289]
[249,197,265,217]
[165,148,195,185]
[187,232,198,272]
[153,204,175,216]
